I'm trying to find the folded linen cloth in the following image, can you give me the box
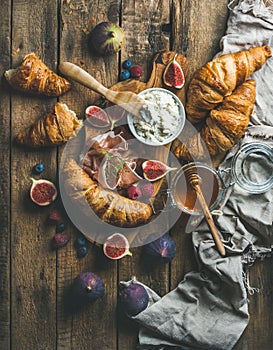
[127,1,273,349]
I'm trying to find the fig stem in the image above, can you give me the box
[127,250,133,257]
[173,53,178,61]
[110,119,115,131]
[109,31,116,38]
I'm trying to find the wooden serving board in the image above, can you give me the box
[109,50,188,196]
[80,51,188,244]
[110,50,188,104]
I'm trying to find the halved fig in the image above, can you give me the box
[103,233,132,260]
[142,160,177,181]
[30,178,57,206]
[85,105,111,128]
[105,101,126,130]
[163,53,185,89]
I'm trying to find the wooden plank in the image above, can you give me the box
[57,1,121,349]
[171,2,273,350]
[170,0,228,286]
[234,258,273,350]
[10,0,58,349]
[117,1,171,349]
[0,1,11,349]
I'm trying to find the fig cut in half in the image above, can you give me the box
[103,233,132,260]
[105,100,126,130]
[142,160,177,181]
[163,53,185,89]
[30,178,57,206]
[85,105,110,128]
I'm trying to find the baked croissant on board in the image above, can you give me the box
[186,45,272,123]
[63,159,153,228]
[4,53,71,97]
[16,102,82,147]
[175,79,256,159]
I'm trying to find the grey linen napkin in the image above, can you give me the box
[126,1,273,349]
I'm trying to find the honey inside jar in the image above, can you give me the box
[173,164,221,215]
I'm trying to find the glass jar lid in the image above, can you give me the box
[231,142,273,194]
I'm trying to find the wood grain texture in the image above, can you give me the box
[118,1,171,349]
[10,1,58,349]
[170,0,229,288]
[58,1,120,349]
[0,1,11,349]
[234,258,273,350]
[0,0,272,349]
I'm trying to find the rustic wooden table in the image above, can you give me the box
[0,0,272,349]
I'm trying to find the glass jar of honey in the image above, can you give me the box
[150,142,273,217]
[171,162,225,216]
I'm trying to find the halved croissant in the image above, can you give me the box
[175,79,256,159]
[186,46,271,123]
[63,159,153,228]
[4,53,71,96]
[16,102,82,147]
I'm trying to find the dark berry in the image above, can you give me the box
[34,163,45,174]
[77,246,88,258]
[127,186,142,200]
[123,59,132,69]
[56,222,66,233]
[129,65,142,78]
[52,233,70,249]
[75,236,87,247]
[119,70,130,81]
[48,208,63,223]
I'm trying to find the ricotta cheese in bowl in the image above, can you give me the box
[127,88,185,146]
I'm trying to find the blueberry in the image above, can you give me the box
[77,246,88,258]
[56,222,66,233]
[34,163,45,173]
[119,70,131,81]
[75,236,86,247]
[123,59,132,69]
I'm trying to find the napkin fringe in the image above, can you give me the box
[242,244,273,294]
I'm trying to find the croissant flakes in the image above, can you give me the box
[63,159,153,228]
[175,79,256,159]
[186,45,271,123]
[16,102,82,147]
[4,53,71,96]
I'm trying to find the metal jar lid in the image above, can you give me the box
[231,142,273,194]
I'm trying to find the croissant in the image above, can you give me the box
[63,159,153,227]
[4,53,71,96]
[175,79,256,159]
[186,45,271,123]
[16,102,82,147]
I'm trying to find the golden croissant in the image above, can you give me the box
[175,79,256,159]
[63,159,153,227]
[4,53,71,96]
[16,102,82,147]
[186,45,271,123]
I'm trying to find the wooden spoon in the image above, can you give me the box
[59,62,146,119]
[185,169,226,257]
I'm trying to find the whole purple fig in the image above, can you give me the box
[120,281,149,316]
[89,22,125,56]
[72,272,105,303]
[144,234,176,262]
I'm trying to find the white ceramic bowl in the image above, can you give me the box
[127,88,185,146]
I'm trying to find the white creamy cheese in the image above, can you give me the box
[133,89,182,144]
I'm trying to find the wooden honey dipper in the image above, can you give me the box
[185,168,226,257]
